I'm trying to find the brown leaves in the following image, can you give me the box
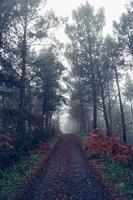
[83,129,133,166]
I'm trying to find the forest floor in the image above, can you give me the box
[14,134,120,200]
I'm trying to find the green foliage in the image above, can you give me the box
[76,132,87,140]
[91,156,133,200]
[0,0,62,149]
[33,47,65,133]
[113,1,133,55]
[0,154,42,200]
[66,2,105,131]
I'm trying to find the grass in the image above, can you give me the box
[0,154,43,200]
[90,156,133,200]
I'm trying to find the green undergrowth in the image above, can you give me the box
[76,132,87,140]
[0,153,43,200]
[90,156,133,200]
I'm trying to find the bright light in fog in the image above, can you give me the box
[60,113,79,133]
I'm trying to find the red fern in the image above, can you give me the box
[83,129,133,165]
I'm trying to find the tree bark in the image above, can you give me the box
[28,85,32,133]
[89,50,97,129]
[77,77,87,133]
[80,101,86,133]
[130,99,133,121]
[79,87,86,133]
[48,112,53,130]
[42,83,50,134]
[92,68,97,129]
[107,81,113,135]
[96,65,111,136]
[16,0,28,137]
[115,66,126,142]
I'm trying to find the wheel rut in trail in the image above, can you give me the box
[16,134,118,200]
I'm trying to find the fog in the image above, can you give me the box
[60,112,79,134]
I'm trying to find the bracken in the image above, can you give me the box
[83,128,133,166]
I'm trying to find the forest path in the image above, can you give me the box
[16,134,117,200]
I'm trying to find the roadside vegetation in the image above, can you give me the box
[91,156,133,200]
[0,154,41,200]
[82,129,133,200]
[0,142,54,200]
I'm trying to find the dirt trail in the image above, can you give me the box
[16,134,118,200]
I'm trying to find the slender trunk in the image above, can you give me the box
[107,81,113,135]
[0,30,2,48]
[115,67,126,142]
[89,51,97,129]
[42,83,50,134]
[130,99,133,120]
[16,0,28,139]
[28,86,32,133]
[45,112,49,134]
[87,39,97,129]
[42,83,47,128]
[101,90,111,136]
[2,95,6,132]
[96,65,111,136]
[92,67,97,129]
[77,79,87,133]
[20,1,27,116]
[79,96,86,133]
[49,113,52,130]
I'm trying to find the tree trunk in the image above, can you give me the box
[107,81,113,135]
[28,85,32,134]
[48,112,53,130]
[89,49,97,129]
[45,112,49,134]
[79,95,86,133]
[115,67,126,142]
[20,0,27,117]
[130,99,133,121]
[96,65,111,136]
[92,67,97,129]
[42,83,51,134]
[42,83,48,128]
[0,29,2,47]
[101,90,111,136]
[16,0,28,138]
[77,79,87,133]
